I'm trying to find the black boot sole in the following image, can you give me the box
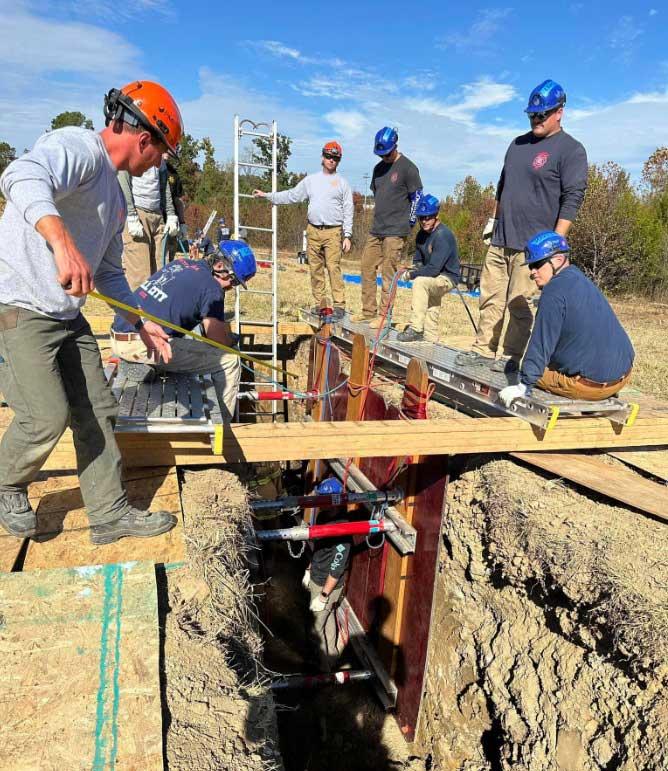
[90,516,177,545]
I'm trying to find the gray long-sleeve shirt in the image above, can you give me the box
[117,162,175,217]
[493,130,588,251]
[0,127,137,320]
[267,171,353,237]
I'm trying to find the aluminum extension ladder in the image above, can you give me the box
[233,115,280,421]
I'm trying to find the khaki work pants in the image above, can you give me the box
[410,274,455,341]
[111,335,241,421]
[537,368,632,401]
[472,245,537,360]
[361,235,406,319]
[0,305,127,525]
[308,580,345,673]
[122,208,167,291]
[307,224,346,308]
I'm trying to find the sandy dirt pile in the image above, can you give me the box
[419,456,668,770]
[162,467,284,771]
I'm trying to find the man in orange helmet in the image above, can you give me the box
[0,80,187,544]
[253,141,353,319]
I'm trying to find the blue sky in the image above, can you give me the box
[1,0,667,197]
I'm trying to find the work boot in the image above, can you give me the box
[90,506,177,545]
[350,312,374,324]
[0,491,37,538]
[454,351,494,367]
[397,326,423,343]
[490,357,519,374]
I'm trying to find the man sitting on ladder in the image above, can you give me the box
[110,240,257,421]
[253,141,353,320]
[499,232,634,407]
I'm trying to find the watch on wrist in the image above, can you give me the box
[133,317,145,332]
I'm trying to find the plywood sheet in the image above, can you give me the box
[608,448,668,482]
[0,561,162,770]
[511,452,668,521]
[23,468,184,571]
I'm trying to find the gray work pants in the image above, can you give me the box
[0,304,128,525]
[309,580,345,672]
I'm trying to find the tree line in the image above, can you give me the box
[1,111,667,297]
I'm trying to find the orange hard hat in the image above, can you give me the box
[104,80,184,158]
[322,141,343,159]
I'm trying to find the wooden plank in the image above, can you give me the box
[345,334,370,423]
[511,451,668,520]
[0,561,163,770]
[608,448,668,482]
[0,534,23,572]
[6,413,668,471]
[23,469,184,570]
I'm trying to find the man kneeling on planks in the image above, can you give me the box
[110,240,256,421]
[499,231,634,407]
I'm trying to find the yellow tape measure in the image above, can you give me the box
[90,290,297,380]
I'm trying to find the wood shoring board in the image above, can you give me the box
[6,412,668,472]
[22,467,184,571]
[607,448,668,482]
[0,561,163,770]
[511,451,668,521]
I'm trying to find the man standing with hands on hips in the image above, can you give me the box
[457,80,588,373]
[0,80,183,544]
[254,141,353,320]
[352,126,423,329]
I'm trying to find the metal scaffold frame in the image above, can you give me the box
[233,115,280,420]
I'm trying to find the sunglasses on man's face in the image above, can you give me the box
[323,153,340,161]
[527,257,552,271]
[529,107,559,123]
[213,268,239,285]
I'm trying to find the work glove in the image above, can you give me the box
[179,223,189,239]
[400,269,416,282]
[164,214,180,236]
[309,593,328,612]
[127,213,144,239]
[498,382,528,408]
[301,568,311,589]
[482,217,497,246]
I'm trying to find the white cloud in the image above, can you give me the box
[608,15,643,62]
[405,79,517,125]
[36,0,175,22]
[438,8,513,53]
[324,110,368,138]
[649,8,658,16]
[251,40,307,63]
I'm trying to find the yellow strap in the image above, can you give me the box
[624,402,640,428]
[90,290,297,380]
[213,424,224,455]
[545,406,560,432]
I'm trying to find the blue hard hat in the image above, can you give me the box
[416,193,440,218]
[525,79,566,114]
[524,231,570,265]
[316,477,344,496]
[217,239,257,288]
[374,126,398,157]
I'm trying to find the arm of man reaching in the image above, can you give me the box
[253,176,310,205]
[202,316,237,347]
[498,292,566,407]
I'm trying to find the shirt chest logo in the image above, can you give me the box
[391,172,399,183]
[532,151,550,170]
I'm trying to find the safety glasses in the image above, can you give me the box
[527,257,551,272]
[528,107,559,123]
[322,153,340,161]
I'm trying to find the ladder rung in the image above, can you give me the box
[238,161,272,170]
[240,130,273,139]
[239,224,274,233]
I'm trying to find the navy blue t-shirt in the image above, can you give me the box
[112,258,226,337]
[521,265,634,387]
[412,223,460,285]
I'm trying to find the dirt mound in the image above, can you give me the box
[419,457,668,771]
[162,467,283,771]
